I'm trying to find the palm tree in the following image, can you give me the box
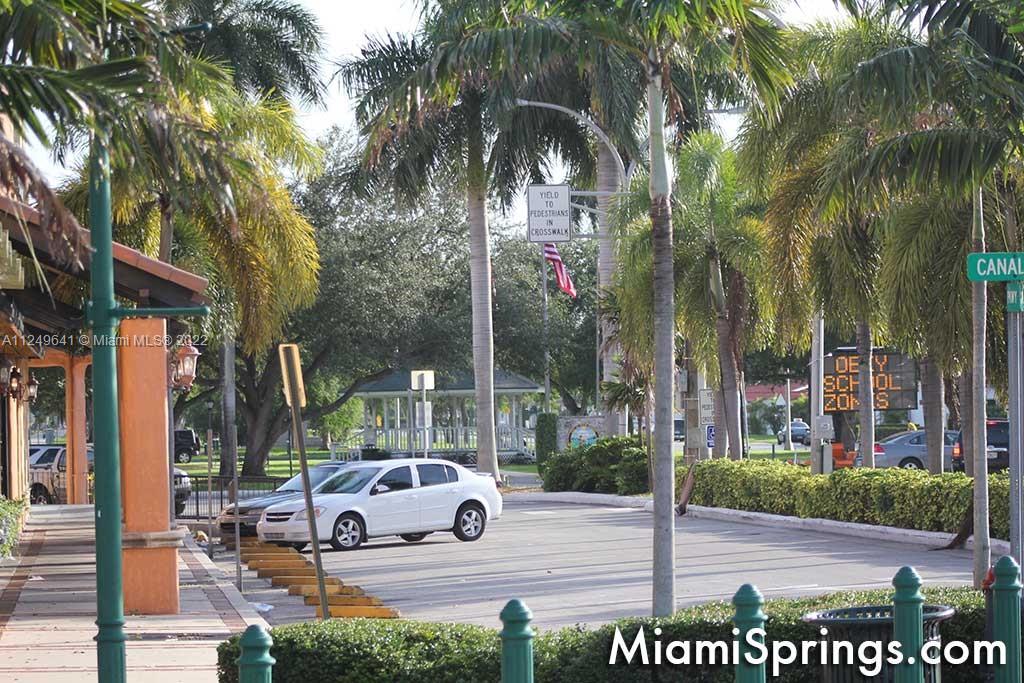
[0,0,189,260]
[159,0,327,476]
[836,0,1024,587]
[339,4,589,477]
[163,0,325,104]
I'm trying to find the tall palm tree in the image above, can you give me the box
[163,0,325,104]
[160,0,327,476]
[838,0,1024,587]
[339,3,587,477]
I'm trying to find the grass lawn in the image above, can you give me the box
[178,450,540,479]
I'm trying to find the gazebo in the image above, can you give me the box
[349,368,541,462]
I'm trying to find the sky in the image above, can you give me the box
[28,0,845,194]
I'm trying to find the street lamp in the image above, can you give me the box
[170,337,200,392]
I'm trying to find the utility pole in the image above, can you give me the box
[809,310,825,474]
[784,379,793,451]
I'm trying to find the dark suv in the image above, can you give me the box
[174,429,202,464]
[953,419,1009,472]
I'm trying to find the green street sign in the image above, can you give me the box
[967,252,1024,281]
[1010,282,1024,313]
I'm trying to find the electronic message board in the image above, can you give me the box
[823,349,918,413]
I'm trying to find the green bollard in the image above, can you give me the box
[993,556,1022,683]
[500,599,534,683]
[892,566,924,683]
[238,624,275,683]
[733,584,767,683]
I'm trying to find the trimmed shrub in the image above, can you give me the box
[541,437,646,494]
[0,496,24,559]
[535,413,558,472]
[218,587,987,683]
[688,459,1008,540]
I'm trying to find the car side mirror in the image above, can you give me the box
[372,484,391,495]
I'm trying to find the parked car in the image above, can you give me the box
[216,460,351,539]
[30,446,93,504]
[777,420,811,445]
[953,419,1010,472]
[873,430,958,470]
[29,446,192,513]
[257,458,502,550]
[29,444,64,467]
[174,429,202,464]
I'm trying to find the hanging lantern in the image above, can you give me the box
[171,337,201,392]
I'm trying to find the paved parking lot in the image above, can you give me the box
[230,498,973,631]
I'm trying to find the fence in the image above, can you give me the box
[337,426,536,463]
[177,475,289,520]
[233,558,1023,683]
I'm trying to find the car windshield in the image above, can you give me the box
[317,468,381,495]
[277,466,346,493]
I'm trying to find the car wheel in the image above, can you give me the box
[330,513,365,551]
[30,484,51,505]
[899,458,924,470]
[453,503,486,542]
[175,449,192,464]
[400,533,430,542]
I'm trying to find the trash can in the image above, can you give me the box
[802,604,955,682]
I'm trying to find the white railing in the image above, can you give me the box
[337,426,535,458]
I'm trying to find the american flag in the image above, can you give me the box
[544,243,577,299]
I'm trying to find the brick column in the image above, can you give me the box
[118,317,182,614]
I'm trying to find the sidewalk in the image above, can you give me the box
[0,505,266,682]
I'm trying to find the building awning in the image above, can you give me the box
[354,368,542,399]
[0,196,210,349]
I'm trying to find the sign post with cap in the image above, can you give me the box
[968,253,1024,567]
[278,343,331,622]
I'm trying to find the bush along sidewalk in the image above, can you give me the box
[217,586,990,683]
[0,495,25,559]
[687,459,1008,540]
[540,436,649,496]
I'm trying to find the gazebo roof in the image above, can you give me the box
[354,368,541,398]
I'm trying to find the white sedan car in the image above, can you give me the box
[256,458,502,550]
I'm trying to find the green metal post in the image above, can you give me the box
[892,566,924,683]
[993,555,1022,683]
[500,599,534,683]
[733,584,766,683]
[89,138,127,682]
[238,624,275,683]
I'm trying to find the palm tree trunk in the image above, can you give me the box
[158,194,173,262]
[219,340,238,479]
[597,143,622,436]
[713,313,742,460]
[921,356,945,473]
[465,92,499,477]
[856,319,875,467]
[958,370,974,477]
[647,49,676,618]
[712,388,727,458]
[970,184,990,588]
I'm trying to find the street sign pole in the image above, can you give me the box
[1009,282,1024,566]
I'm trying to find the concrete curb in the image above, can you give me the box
[182,533,269,629]
[504,491,1011,554]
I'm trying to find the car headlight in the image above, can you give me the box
[293,507,325,521]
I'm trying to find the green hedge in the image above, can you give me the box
[688,459,1007,540]
[540,436,648,495]
[0,496,24,559]
[535,413,558,472]
[218,587,988,683]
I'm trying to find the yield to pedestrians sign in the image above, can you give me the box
[527,184,571,243]
[698,389,714,425]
